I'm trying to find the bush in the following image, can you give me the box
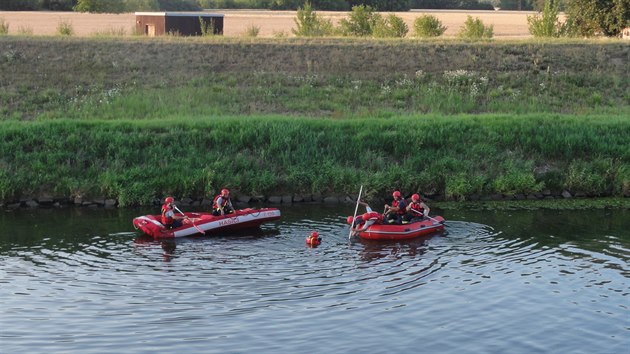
[244,24,260,37]
[372,14,409,38]
[57,21,74,36]
[339,5,378,37]
[413,14,447,37]
[458,15,493,39]
[527,0,570,38]
[293,2,335,37]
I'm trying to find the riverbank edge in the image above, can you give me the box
[4,192,629,211]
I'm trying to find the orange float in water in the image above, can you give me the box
[306,231,321,246]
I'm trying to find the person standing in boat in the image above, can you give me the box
[384,190,407,224]
[212,188,235,216]
[161,196,183,229]
[402,194,431,224]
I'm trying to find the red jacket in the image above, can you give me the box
[161,203,174,225]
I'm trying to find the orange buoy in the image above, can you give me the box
[306,231,321,246]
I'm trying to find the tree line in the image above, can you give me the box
[1,0,628,37]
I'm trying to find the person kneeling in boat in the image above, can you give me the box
[384,190,407,224]
[161,196,184,229]
[402,194,431,224]
[212,188,235,216]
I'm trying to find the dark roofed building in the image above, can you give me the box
[135,12,224,36]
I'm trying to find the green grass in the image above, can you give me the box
[0,36,628,205]
[0,115,628,205]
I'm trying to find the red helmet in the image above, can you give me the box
[165,196,174,203]
[221,188,230,196]
[412,194,420,201]
[393,191,401,198]
[310,231,319,237]
[346,216,354,225]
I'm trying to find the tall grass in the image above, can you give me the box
[0,18,8,35]
[1,115,628,205]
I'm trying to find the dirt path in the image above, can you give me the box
[0,10,536,38]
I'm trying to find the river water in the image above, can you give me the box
[1,204,628,354]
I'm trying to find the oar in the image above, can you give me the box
[411,208,441,224]
[348,185,363,239]
[173,205,205,235]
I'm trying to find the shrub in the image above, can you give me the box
[339,5,378,37]
[57,20,74,36]
[293,2,335,37]
[373,14,409,38]
[413,15,447,38]
[458,15,493,39]
[244,24,260,37]
[527,0,568,38]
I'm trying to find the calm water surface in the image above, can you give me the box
[0,204,628,353]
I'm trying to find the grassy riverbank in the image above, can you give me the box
[0,37,629,206]
[1,115,628,206]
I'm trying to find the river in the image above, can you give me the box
[1,204,628,353]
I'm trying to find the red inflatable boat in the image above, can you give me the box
[351,216,445,241]
[133,208,281,239]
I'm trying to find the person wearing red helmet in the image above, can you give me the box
[384,190,407,224]
[347,201,384,236]
[212,188,235,216]
[161,196,183,229]
[403,193,431,224]
[306,231,322,246]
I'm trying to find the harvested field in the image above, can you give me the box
[0,10,539,38]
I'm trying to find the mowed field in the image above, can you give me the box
[0,9,539,38]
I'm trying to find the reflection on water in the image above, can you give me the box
[0,205,628,354]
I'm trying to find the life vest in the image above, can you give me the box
[161,203,174,225]
[306,232,321,246]
[392,199,407,215]
[212,195,229,210]
[362,211,383,223]
[408,201,425,216]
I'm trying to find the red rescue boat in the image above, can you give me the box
[355,216,445,241]
[133,208,281,239]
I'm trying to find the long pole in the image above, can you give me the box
[348,185,363,239]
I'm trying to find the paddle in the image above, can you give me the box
[348,185,363,239]
[410,208,441,224]
[173,205,205,235]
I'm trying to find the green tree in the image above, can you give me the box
[74,0,125,13]
[565,0,630,37]
[0,0,40,10]
[42,0,76,10]
[124,0,160,11]
[311,0,349,10]
[348,0,410,11]
[499,0,533,10]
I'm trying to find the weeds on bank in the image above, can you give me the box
[0,18,8,35]
[0,115,628,205]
